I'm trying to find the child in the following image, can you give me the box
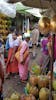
[0,62,4,100]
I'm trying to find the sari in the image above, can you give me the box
[6,39,19,73]
[18,40,30,81]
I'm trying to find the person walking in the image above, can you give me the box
[6,29,20,78]
[31,23,39,58]
[15,33,30,82]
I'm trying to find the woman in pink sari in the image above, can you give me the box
[18,33,30,82]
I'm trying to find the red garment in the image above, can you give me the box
[6,48,18,73]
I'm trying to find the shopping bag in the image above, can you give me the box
[15,48,29,63]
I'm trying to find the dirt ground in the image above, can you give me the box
[3,47,42,98]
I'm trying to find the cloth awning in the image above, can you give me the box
[0,1,16,18]
[16,2,31,14]
[16,2,43,17]
[26,8,42,17]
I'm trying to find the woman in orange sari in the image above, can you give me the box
[6,31,19,78]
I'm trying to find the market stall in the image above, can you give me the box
[1,1,56,100]
[0,1,16,40]
[0,14,12,40]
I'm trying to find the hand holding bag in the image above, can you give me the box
[15,46,29,63]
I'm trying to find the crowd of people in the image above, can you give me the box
[0,23,56,100]
[0,26,31,100]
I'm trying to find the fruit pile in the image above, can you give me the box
[25,65,56,100]
[4,92,36,100]
[29,64,41,76]
[4,64,56,100]
[0,14,11,40]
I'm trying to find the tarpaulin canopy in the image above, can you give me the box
[0,0,8,2]
[16,2,31,14]
[0,1,42,18]
[16,2,43,17]
[26,8,42,17]
[0,1,16,18]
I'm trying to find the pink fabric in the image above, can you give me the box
[18,56,29,80]
[18,40,30,80]
[20,40,29,63]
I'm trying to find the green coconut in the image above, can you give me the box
[25,82,31,94]
[53,80,56,91]
[39,88,49,100]
[38,75,49,88]
[52,92,56,100]
[29,86,39,97]
[4,98,10,100]
[10,92,20,100]
[32,65,41,75]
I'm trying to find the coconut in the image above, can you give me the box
[53,79,56,91]
[25,94,36,100]
[47,71,51,79]
[29,86,38,97]
[39,88,49,100]
[10,92,20,100]
[20,94,26,100]
[30,64,41,76]
[52,92,56,100]
[29,75,38,86]
[26,82,31,94]
[37,75,49,88]
[4,98,10,100]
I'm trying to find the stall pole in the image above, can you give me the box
[49,34,55,100]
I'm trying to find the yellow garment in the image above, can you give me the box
[15,45,29,63]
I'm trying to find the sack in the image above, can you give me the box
[15,48,29,63]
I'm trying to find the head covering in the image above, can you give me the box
[23,33,30,38]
